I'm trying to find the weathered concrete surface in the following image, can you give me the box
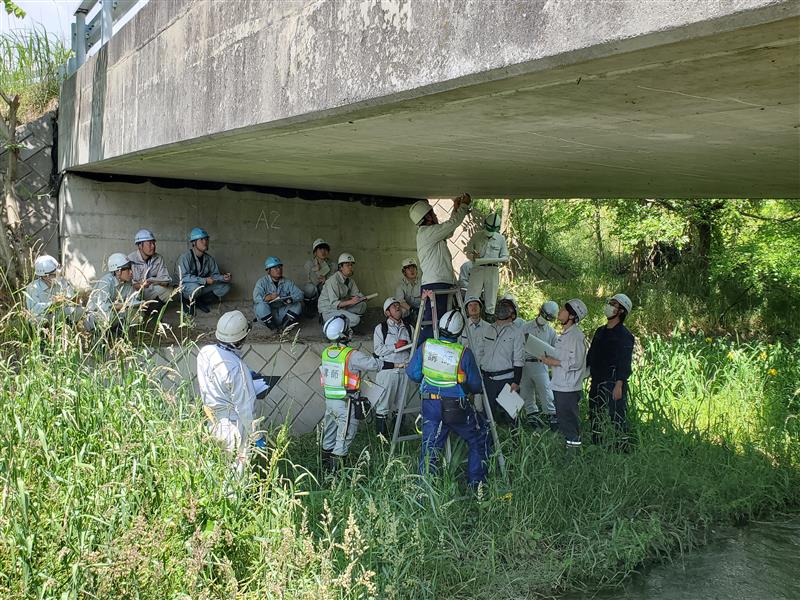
[59,173,416,303]
[59,0,800,198]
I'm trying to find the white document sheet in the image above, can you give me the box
[496,383,524,419]
[362,378,387,406]
[525,335,556,358]
[253,378,270,397]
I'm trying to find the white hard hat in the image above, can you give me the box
[464,295,483,307]
[134,229,156,244]
[401,257,417,269]
[484,212,502,231]
[611,293,633,313]
[498,293,518,314]
[312,238,330,252]
[34,255,59,276]
[107,252,131,272]
[409,200,432,225]
[323,315,350,342]
[566,298,588,322]
[216,310,251,343]
[337,252,355,265]
[541,300,559,320]
[383,297,401,312]
[438,309,465,338]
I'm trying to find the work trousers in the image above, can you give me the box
[321,397,359,457]
[554,390,582,445]
[181,281,231,304]
[141,284,173,303]
[466,265,500,316]
[321,304,366,329]
[419,283,453,344]
[419,397,491,486]
[589,380,630,449]
[256,300,303,326]
[373,368,409,417]
[483,374,516,424]
[520,360,555,416]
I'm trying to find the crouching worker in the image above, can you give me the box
[176,227,231,313]
[320,315,386,471]
[253,256,303,331]
[406,310,490,489]
[86,253,141,333]
[197,310,256,477]
[25,255,83,324]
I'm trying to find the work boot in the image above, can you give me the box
[283,311,300,329]
[321,448,335,472]
[194,301,211,314]
[375,415,388,438]
[261,315,279,331]
[548,415,559,433]
[527,413,546,430]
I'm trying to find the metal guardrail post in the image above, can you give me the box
[101,0,113,46]
[75,9,88,68]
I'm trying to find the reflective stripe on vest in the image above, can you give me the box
[321,345,360,399]
[422,339,465,387]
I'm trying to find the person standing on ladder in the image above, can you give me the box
[465,213,509,322]
[406,309,490,489]
[409,194,472,343]
[320,315,389,471]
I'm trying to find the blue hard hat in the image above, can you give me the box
[189,227,209,242]
[134,228,156,244]
[264,256,283,270]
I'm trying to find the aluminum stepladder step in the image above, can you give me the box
[389,286,507,477]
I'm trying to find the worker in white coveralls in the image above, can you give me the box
[481,294,525,425]
[517,300,559,431]
[85,252,141,332]
[252,256,304,331]
[459,295,492,368]
[372,297,413,437]
[409,194,472,343]
[394,257,422,324]
[317,252,368,329]
[175,227,232,314]
[465,213,509,322]
[319,315,387,471]
[303,238,335,312]
[197,310,263,475]
[128,229,174,309]
[24,255,82,324]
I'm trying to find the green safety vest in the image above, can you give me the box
[422,339,465,387]
[320,345,360,399]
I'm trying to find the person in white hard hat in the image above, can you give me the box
[197,310,257,476]
[85,252,141,332]
[458,260,473,299]
[409,194,472,343]
[317,252,368,329]
[459,295,491,369]
[303,238,334,309]
[586,293,635,452]
[394,257,421,323]
[406,309,489,488]
[517,300,559,431]
[465,213,509,322]
[320,315,387,471]
[253,256,304,332]
[128,229,174,308]
[24,255,81,324]
[175,227,231,314]
[371,297,413,437]
[481,294,525,425]
[540,299,588,448]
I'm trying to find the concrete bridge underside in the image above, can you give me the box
[59,0,800,198]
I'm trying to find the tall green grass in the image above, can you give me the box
[0,315,798,598]
[0,26,70,122]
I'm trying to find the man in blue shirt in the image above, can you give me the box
[406,309,490,488]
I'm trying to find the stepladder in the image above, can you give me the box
[389,286,507,477]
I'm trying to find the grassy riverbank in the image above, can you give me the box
[1,318,797,599]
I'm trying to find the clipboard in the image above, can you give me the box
[362,378,387,406]
[496,384,524,419]
[525,335,556,358]
[475,257,510,266]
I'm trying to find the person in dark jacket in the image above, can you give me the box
[586,293,635,451]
